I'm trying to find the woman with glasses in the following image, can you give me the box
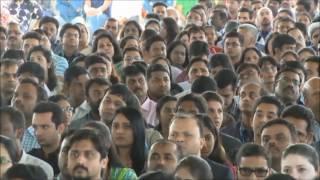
[0,135,16,178]
[281,144,319,180]
[49,95,73,127]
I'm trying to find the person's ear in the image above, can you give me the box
[57,123,65,134]
[15,128,24,140]
[306,132,314,144]
[101,157,109,170]
[199,137,205,150]
[48,61,52,69]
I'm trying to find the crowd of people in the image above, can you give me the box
[0,0,320,179]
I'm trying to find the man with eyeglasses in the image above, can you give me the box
[223,31,244,66]
[274,68,302,106]
[236,143,272,180]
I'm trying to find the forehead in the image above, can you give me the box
[262,124,291,135]
[190,61,207,68]
[256,103,278,112]
[105,93,124,102]
[151,143,176,153]
[279,71,300,79]
[240,83,260,92]
[33,112,53,122]
[150,70,168,78]
[170,117,198,131]
[70,139,96,150]
[17,83,37,92]
[239,156,268,166]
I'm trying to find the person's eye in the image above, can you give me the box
[298,167,306,173]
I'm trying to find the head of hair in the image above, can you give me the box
[140,29,157,43]
[236,143,271,167]
[191,76,217,94]
[274,67,302,85]
[145,13,161,21]
[156,95,177,121]
[123,64,147,82]
[119,35,139,50]
[176,93,208,113]
[108,84,140,109]
[33,101,63,127]
[265,173,295,180]
[187,58,208,74]
[162,17,179,44]
[253,96,283,116]
[17,62,45,83]
[59,23,81,39]
[120,20,142,39]
[92,32,122,63]
[239,7,253,19]
[2,49,24,61]
[84,78,110,97]
[0,106,25,131]
[3,164,48,180]
[22,31,42,41]
[0,25,7,37]
[167,40,189,68]
[64,65,88,86]
[209,53,234,72]
[152,2,168,9]
[0,135,18,163]
[202,91,224,106]
[70,54,86,66]
[240,47,262,64]
[122,47,142,57]
[175,155,213,180]
[145,35,165,52]
[84,54,109,69]
[39,16,59,29]
[259,118,298,142]
[298,48,316,57]
[224,31,244,46]
[308,22,320,38]
[214,68,238,90]
[18,78,48,102]
[280,61,306,82]
[264,32,280,55]
[114,107,146,175]
[139,170,174,180]
[146,63,169,81]
[272,34,296,54]
[236,63,261,75]
[189,40,209,58]
[258,56,279,69]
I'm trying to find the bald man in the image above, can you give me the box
[303,77,320,122]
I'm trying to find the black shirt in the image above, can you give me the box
[28,148,60,175]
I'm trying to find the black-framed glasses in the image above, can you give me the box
[0,156,11,164]
[238,167,269,177]
[62,107,73,112]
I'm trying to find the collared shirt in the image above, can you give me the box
[52,52,69,77]
[226,98,240,122]
[57,49,82,64]
[239,121,254,143]
[21,126,40,153]
[141,97,158,127]
[28,148,60,175]
[19,150,54,179]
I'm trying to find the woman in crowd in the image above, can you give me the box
[119,20,142,39]
[239,47,262,65]
[155,95,177,139]
[209,53,234,77]
[160,17,179,45]
[167,40,189,71]
[281,144,319,180]
[119,35,140,51]
[111,107,146,175]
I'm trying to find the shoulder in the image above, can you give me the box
[110,167,138,180]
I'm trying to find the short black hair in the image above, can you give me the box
[0,106,25,131]
[0,135,18,163]
[33,101,64,127]
[296,0,312,12]
[167,40,189,68]
[146,63,169,81]
[85,78,110,97]
[236,63,261,75]
[59,23,81,39]
[238,7,253,19]
[84,54,108,69]
[145,35,165,52]
[176,93,208,113]
[123,64,146,81]
[17,62,45,83]
[64,66,88,86]
[67,128,108,159]
[145,13,161,21]
[48,94,68,103]
[215,68,238,90]
[209,53,234,72]
[3,164,48,180]
[265,174,295,180]
[260,118,298,142]
[272,34,296,53]
[2,49,24,61]
[139,170,174,180]
[152,2,167,9]
[281,104,315,133]
[202,91,224,105]
[187,57,209,73]
[122,47,142,57]
[191,76,217,94]
[39,16,59,29]
[189,40,209,58]
[156,95,177,120]
[119,35,138,50]
[258,56,279,69]
[253,96,283,116]
[22,31,42,41]
[18,78,48,102]
[108,84,140,109]
[224,31,244,46]
[236,143,271,167]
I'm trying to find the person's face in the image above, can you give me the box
[170,45,186,67]
[177,101,199,115]
[204,27,217,46]
[56,99,73,126]
[252,103,278,143]
[87,83,109,110]
[159,101,176,131]
[238,12,251,23]
[29,51,50,77]
[239,83,261,113]
[23,38,40,57]
[218,85,236,110]
[296,15,311,27]
[125,73,147,100]
[201,127,216,158]
[190,31,207,43]
[148,143,179,174]
[32,112,63,147]
[105,20,118,38]
[239,67,260,86]
[240,0,251,9]
[7,23,23,50]
[123,50,142,67]
[207,100,224,129]
[147,71,171,99]
[41,22,57,41]
[58,137,70,177]
[124,23,139,38]
[168,118,204,156]
[67,74,90,107]
[311,29,320,48]
[180,34,189,48]
[0,113,17,140]
[88,63,111,79]
[153,5,167,19]
[227,0,240,12]
[111,113,134,147]
[78,24,89,47]
[252,1,263,14]
[40,35,51,50]
[260,61,277,84]
[237,156,270,180]
[275,71,301,103]
[282,154,318,180]
[99,93,126,125]
[62,28,80,48]
[267,0,280,15]
[224,37,242,63]
[0,31,7,52]
[188,61,209,83]
[261,124,294,159]
[187,11,202,26]
[276,21,294,34]
[304,61,319,80]
[124,39,139,50]
[11,83,38,118]
[149,41,166,58]
[257,8,273,28]
[97,37,115,59]
[0,144,13,178]
[68,139,107,180]
[283,117,312,144]
[288,29,305,50]
[0,64,18,96]
[244,50,260,65]
[175,166,194,180]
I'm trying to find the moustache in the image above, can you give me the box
[73,165,88,173]
[284,86,294,93]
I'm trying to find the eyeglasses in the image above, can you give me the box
[124,57,142,62]
[0,156,11,165]
[278,77,300,86]
[62,107,73,112]
[238,167,269,177]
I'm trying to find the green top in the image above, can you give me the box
[176,0,198,15]
[109,167,138,180]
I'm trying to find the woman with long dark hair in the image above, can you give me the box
[119,20,142,39]
[167,40,189,70]
[111,107,146,175]
[160,17,179,45]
